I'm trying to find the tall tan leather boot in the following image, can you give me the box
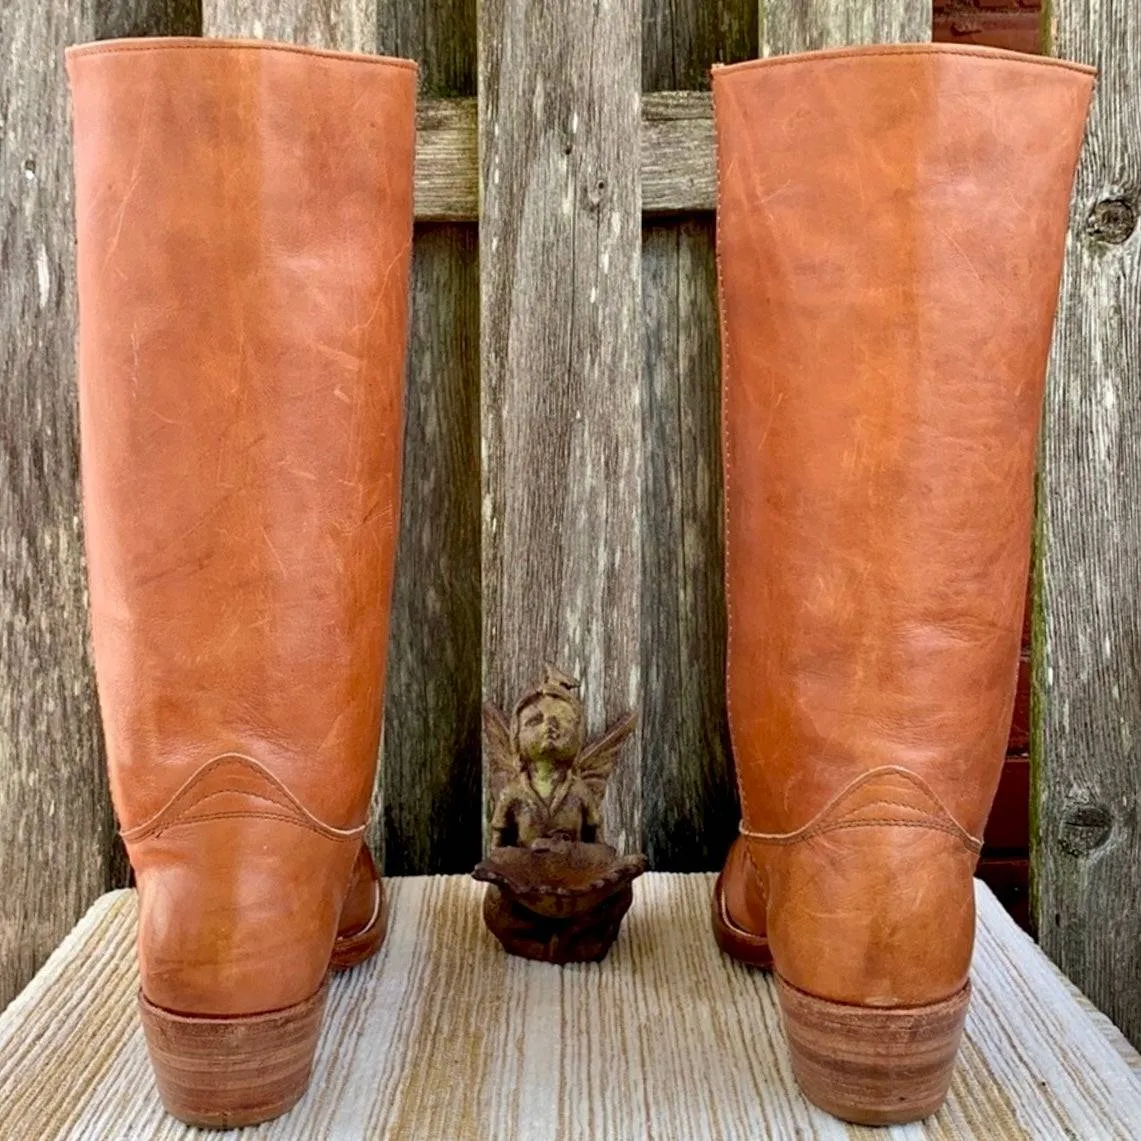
[67,39,416,1127]
[710,44,1093,1125]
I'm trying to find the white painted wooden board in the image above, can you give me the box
[1,875,1139,1139]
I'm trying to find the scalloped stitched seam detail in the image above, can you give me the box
[736,766,982,852]
[121,752,361,843]
[134,810,366,842]
[743,817,982,853]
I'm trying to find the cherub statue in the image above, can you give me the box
[484,664,632,849]
[473,664,646,964]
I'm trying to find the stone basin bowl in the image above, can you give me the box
[472,839,647,920]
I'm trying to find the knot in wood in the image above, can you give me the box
[1057,802,1112,857]
[1085,198,1136,245]
[585,177,608,211]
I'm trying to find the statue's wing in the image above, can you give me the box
[483,701,516,807]
[575,711,637,804]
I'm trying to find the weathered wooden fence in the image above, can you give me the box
[2,0,1139,1050]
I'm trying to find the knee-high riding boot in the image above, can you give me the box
[67,38,416,1127]
[710,43,1093,1124]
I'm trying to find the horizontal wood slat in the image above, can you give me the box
[416,92,712,219]
[414,98,478,219]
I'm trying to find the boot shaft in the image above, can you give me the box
[69,39,416,1023]
[69,40,416,832]
[714,45,1094,839]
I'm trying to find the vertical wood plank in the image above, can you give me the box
[204,0,373,52]
[378,0,481,877]
[94,0,199,37]
[203,1,484,875]
[379,224,481,874]
[1037,2,1141,1046]
[480,0,643,852]
[639,0,753,869]
[642,0,757,92]
[759,0,930,53]
[1,0,102,1018]
[377,0,474,95]
[0,0,199,1011]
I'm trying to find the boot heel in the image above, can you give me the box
[776,975,969,1125]
[138,984,327,1128]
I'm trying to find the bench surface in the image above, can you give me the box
[1,874,1138,1139]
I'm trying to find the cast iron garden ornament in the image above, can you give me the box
[473,664,646,963]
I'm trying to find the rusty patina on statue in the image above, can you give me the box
[473,665,646,963]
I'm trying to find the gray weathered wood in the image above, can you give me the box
[642,0,757,92]
[379,225,481,874]
[94,0,200,36]
[641,92,714,215]
[376,0,482,875]
[480,0,643,853]
[759,0,930,53]
[202,1,485,876]
[204,0,373,51]
[0,0,202,1013]
[1037,2,1141,1048]
[377,0,475,96]
[420,92,716,221]
[7,879,1141,1139]
[0,0,104,1018]
[642,221,739,868]
[639,0,753,868]
[415,98,478,221]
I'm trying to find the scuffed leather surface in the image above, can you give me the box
[713,45,1093,1006]
[719,836,769,940]
[67,38,416,1016]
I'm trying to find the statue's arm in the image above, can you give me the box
[581,782,601,843]
[491,793,517,848]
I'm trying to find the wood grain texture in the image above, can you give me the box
[480,0,643,853]
[642,91,715,215]
[642,0,756,92]
[415,97,478,221]
[0,0,204,1017]
[639,1,753,870]
[202,1,484,876]
[0,0,110,1018]
[94,0,200,37]
[418,91,718,221]
[642,221,738,869]
[203,0,373,52]
[759,0,931,53]
[1036,1,1141,1048]
[4,877,1141,1138]
[375,0,482,875]
[379,224,482,874]
[377,0,475,96]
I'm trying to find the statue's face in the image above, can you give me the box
[517,694,582,768]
